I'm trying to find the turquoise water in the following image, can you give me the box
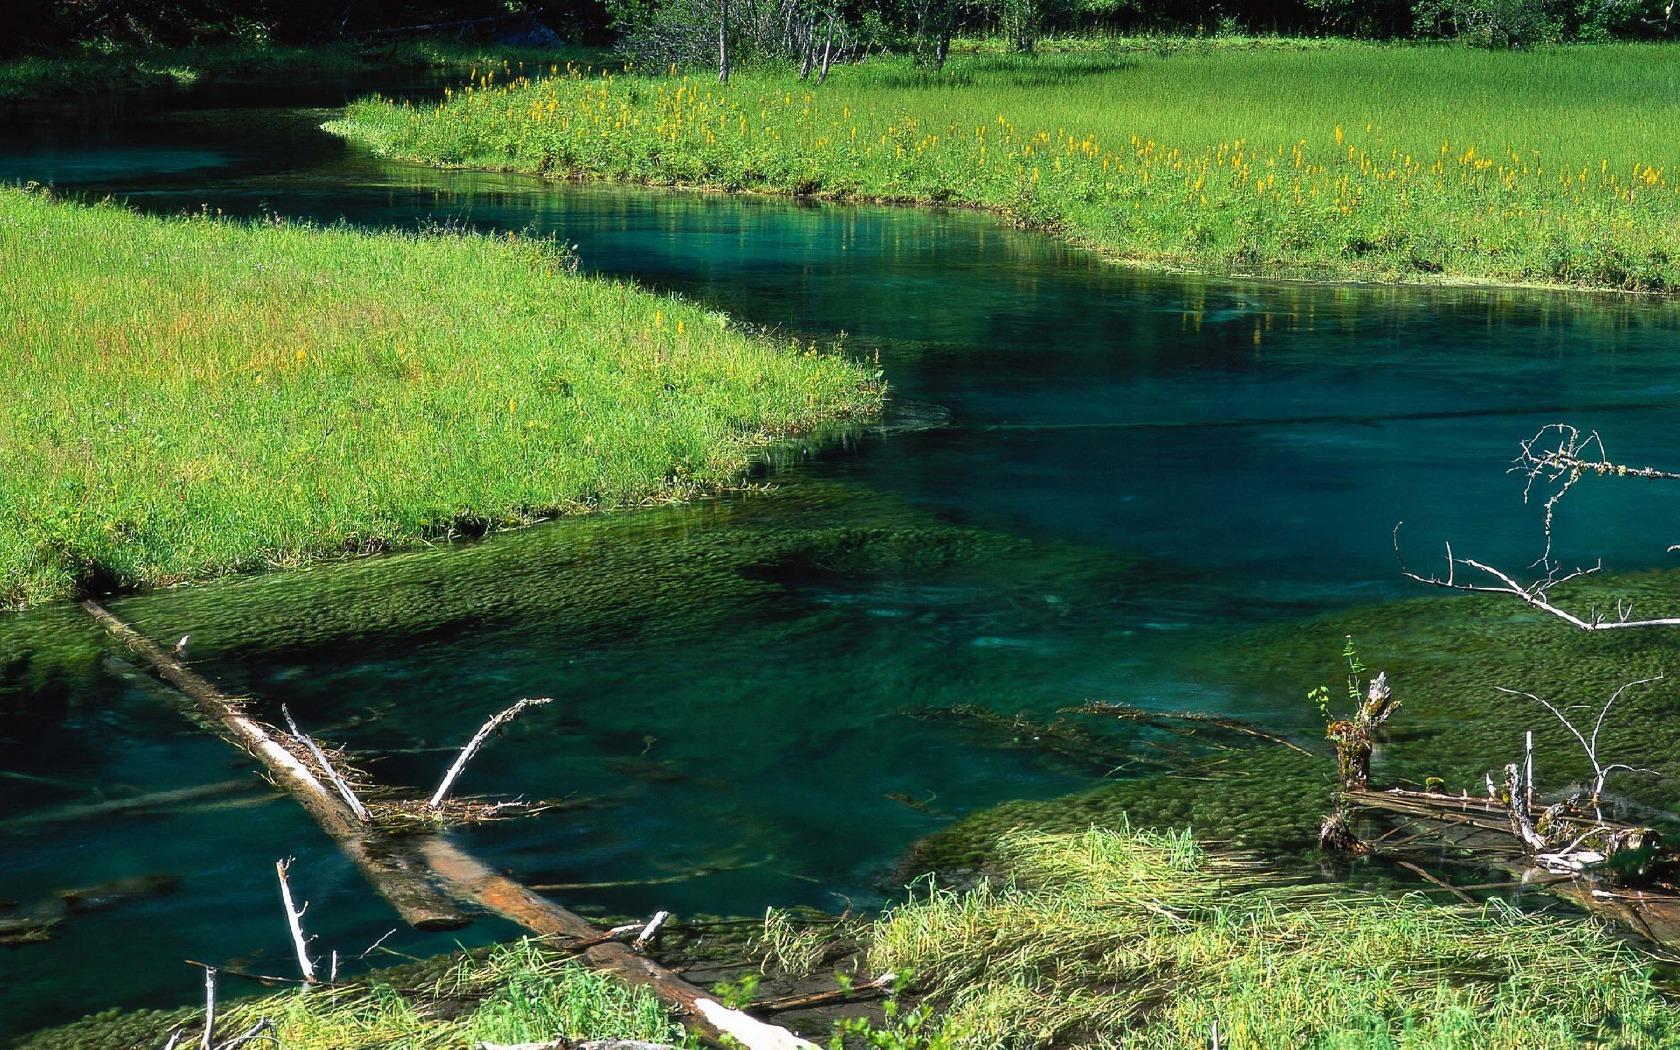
[5,88,1680,1036]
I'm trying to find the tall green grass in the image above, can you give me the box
[866,824,1680,1048]
[13,939,693,1050]
[333,42,1680,291]
[0,187,881,609]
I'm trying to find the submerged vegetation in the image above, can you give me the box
[332,43,1680,291]
[0,187,881,609]
[865,824,1680,1048]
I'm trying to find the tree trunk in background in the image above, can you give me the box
[718,0,730,83]
[817,13,835,83]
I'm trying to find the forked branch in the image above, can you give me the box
[1396,424,1680,630]
[1394,525,1680,631]
[1496,676,1664,817]
[275,858,316,983]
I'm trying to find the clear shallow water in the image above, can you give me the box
[6,88,1680,1036]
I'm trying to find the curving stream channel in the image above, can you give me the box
[6,74,1680,1036]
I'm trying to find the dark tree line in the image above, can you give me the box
[4,0,1670,59]
[1,1,614,56]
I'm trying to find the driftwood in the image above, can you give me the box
[419,839,818,1048]
[84,602,818,1050]
[754,973,894,1014]
[1071,700,1314,757]
[282,705,371,823]
[1345,785,1680,946]
[84,600,470,932]
[1318,664,1680,947]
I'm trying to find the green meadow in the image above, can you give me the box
[0,188,881,609]
[333,42,1680,291]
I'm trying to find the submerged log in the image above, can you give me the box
[83,601,818,1050]
[419,839,818,1048]
[1343,785,1680,946]
[83,600,470,931]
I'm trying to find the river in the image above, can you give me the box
[4,74,1680,1037]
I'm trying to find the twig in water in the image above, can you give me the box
[281,705,369,823]
[754,972,894,1014]
[429,698,553,810]
[1393,859,1477,905]
[357,928,398,961]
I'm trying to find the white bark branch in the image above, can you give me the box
[281,705,369,823]
[1395,525,1680,631]
[199,967,216,1050]
[275,858,316,983]
[429,698,552,810]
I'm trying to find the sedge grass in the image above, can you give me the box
[0,187,882,609]
[333,42,1680,292]
[864,823,1680,1048]
[14,938,692,1050]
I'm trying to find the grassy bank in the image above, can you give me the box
[0,188,881,609]
[332,42,1680,292]
[14,939,692,1050]
[863,824,1680,1048]
[0,41,601,102]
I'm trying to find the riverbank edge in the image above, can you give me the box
[324,119,1680,304]
[342,161,1680,301]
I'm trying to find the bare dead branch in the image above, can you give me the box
[275,858,316,983]
[429,698,553,810]
[281,705,370,824]
[1394,524,1680,631]
[214,1020,274,1050]
[1496,676,1664,814]
[199,967,216,1050]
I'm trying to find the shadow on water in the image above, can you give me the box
[5,85,1680,1036]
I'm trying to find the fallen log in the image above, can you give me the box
[1069,700,1315,757]
[83,600,469,931]
[84,601,819,1050]
[1343,784,1680,946]
[419,839,818,1048]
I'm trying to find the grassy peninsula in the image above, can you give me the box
[331,42,1680,292]
[0,188,881,609]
